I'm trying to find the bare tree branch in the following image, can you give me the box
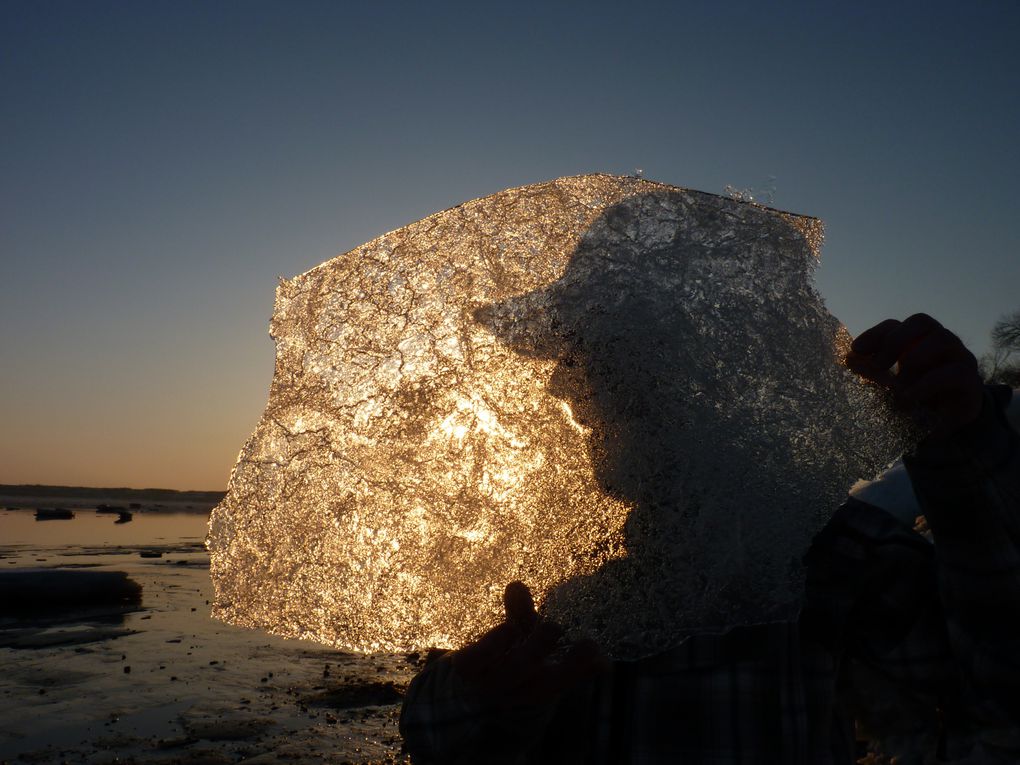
[991,309,1020,353]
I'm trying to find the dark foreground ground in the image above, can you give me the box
[0,509,416,765]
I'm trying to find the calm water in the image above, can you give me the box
[0,508,208,551]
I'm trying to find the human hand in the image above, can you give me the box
[450,581,607,711]
[845,313,983,437]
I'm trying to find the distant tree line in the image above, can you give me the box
[0,484,226,501]
[980,308,1020,387]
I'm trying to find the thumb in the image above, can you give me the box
[503,580,539,633]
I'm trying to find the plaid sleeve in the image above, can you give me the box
[802,493,953,760]
[806,388,1020,762]
[904,386,1020,736]
[400,625,842,765]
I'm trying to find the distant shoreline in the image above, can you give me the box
[0,484,225,514]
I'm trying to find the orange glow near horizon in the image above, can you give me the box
[0,365,270,491]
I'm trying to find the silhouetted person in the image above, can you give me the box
[399,220,1020,765]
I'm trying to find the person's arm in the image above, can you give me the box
[904,384,1020,725]
[801,485,952,759]
[847,314,1020,741]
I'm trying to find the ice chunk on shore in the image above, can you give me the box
[208,174,910,658]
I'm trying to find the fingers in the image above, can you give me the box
[869,313,941,371]
[556,639,611,681]
[899,361,983,431]
[849,313,983,433]
[847,314,943,388]
[519,620,564,661]
[452,621,521,678]
[901,361,980,407]
[503,580,539,632]
[895,326,975,390]
[487,620,563,689]
[452,581,542,679]
[845,350,897,387]
[509,639,609,706]
[456,582,610,711]
[850,318,901,354]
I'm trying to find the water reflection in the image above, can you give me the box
[0,508,208,549]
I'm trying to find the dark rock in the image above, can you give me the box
[301,680,403,709]
[96,505,127,514]
[34,508,74,520]
[0,569,142,617]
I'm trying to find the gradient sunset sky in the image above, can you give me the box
[2,1,1018,491]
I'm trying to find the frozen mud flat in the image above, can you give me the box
[0,516,415,765]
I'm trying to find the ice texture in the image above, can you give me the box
[208,174,911,658]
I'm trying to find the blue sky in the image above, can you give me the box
[2,0,1018,489]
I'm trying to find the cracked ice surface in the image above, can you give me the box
[208,174,910,658]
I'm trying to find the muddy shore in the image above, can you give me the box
[1,513,417,764]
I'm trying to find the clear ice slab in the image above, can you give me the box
[208,174,910,658]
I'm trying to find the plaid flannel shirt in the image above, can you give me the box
[400,388,1020,764]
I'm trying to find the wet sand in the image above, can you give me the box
[0,509,416,764]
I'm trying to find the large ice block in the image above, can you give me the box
[208,174,910,658]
